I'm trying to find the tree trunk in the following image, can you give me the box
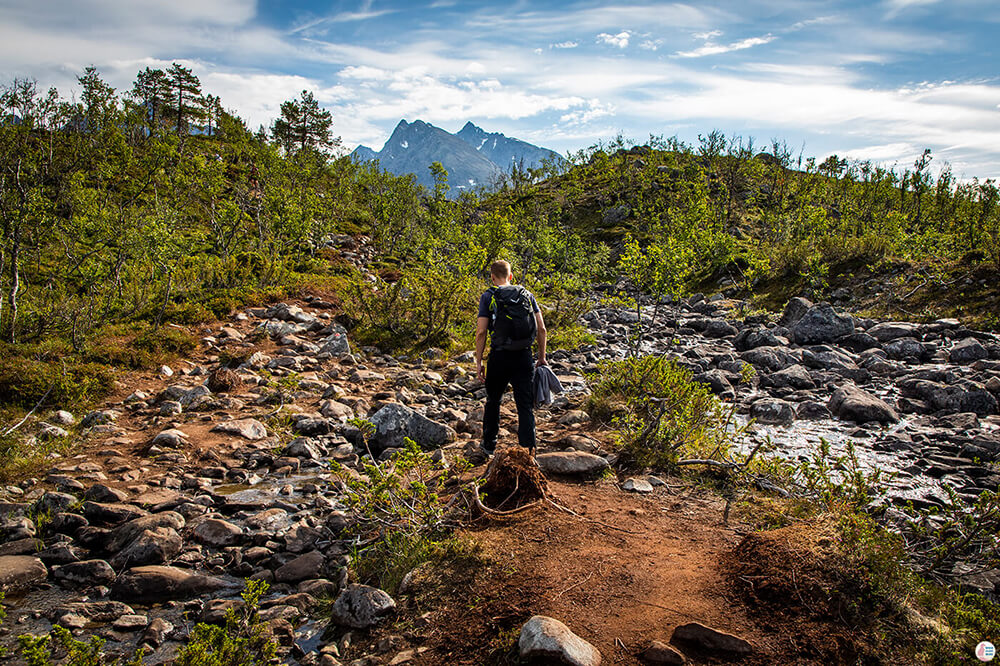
[7,225,20,343]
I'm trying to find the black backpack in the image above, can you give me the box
[488,285,537,351]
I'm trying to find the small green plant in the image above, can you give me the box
[18,625,146,666]
[173,579,278,666]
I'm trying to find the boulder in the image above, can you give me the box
[53,559,116,588]
[518,615,602,666]
[767,364,815,390]
[867,322,919,342]
[211,418,267,440]
[275,550,325,583]
[0,555,47,593]
[950,338,989,364]
[319,400,355,423]
[536,452,610,476]
[829,384,899,424]
[750,399,795,425]
[110,527,183,570]
[111,565,234,602]
[191,518,243,547]
[368,403,456,453]
[106,512,186,552]
[318,325,351,356]
[790,304,854,345]
[329,583,396,629]
[779,297,813,328]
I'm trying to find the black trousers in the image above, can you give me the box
[483,348,535,451]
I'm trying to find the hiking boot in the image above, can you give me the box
[467,443,494,465]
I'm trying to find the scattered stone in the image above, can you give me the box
[518,615,602,666]
[750,398,795,425]
[640,640,686,665]
[368,403,456,453]
[536,451,610,476]
[671,622,752,655]
[276,550,325,583]
[329,584,396,629]
[790,303,854,344]
[829,384,899,424]
[950,338,989,364]
[211,418,268,440]
[53,559,116,588]
[111,565,234,603]
[192,518,243,547]
[623,478,654,493]
[0,556,47,593]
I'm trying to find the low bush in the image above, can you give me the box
[585,355,735,469]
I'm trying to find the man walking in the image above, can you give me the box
[475,260,547,457]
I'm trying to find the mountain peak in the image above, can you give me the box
[352,119,564,195]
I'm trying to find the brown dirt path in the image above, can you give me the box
[397,477,818,665]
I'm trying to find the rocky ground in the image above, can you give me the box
[0,289,998,664]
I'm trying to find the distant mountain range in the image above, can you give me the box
[350,120,564,193]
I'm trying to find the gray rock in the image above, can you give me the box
[53,559,116,588]
[672,622,751,655]
[767,364,815,390]
[110,527,183,570]
[640,640,686,664]
[284,438,325,460]
[276,550,325,583]
[867,322,919,342]
[142,617,173,648]
[829,384,899,424]
[329,583,396,629]
[692,370,733,396]
[623,478,653,493]
[111,565,234,602]
[151,428,188,448]
[791,303,854,344]
[536,452,610,476]
[106,512,186,552]
[192,518,243,547]
[319,400,355,423]
[951,338,989,364]
[750,399,795,425]
[884,337,925,361]
[82,501,148,526]
[112,614,149,631]
[368,403,456,453]
[318,325,351,356]
[518,615,602,666]
[211,418,267,440]
[778,297,813,327]
[0,555,47,593]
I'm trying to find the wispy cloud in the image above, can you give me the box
[674,34,775,58]
[597,31,631,48]
[551,41,579,49]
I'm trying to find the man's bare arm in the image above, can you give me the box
[535,311,547,366]
[475,316,489,381]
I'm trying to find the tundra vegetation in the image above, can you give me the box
[0,64,998,664]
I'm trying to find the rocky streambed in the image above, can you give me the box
[0,294,997,663]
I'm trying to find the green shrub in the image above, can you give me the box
[174,579,278,666]
[18,625,145,666]
[0,355,115,408]
[586,356,735,469]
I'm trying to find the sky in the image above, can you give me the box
[2,0,999,178]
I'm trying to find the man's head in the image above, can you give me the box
[490,260,512,286]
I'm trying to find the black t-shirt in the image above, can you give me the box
[478,286,540,348]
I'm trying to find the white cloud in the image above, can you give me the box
[551,41,579,49]
[639,39,663,51]
[884,0,943,18]
[597,31,631,48]
[675,34,776,58]
[559,100,616,125]
[693,29,722,40]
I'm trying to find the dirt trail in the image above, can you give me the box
[395,474,818,665]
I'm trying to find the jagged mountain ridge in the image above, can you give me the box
[351,119,563,193]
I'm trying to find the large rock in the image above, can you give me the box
[53,559,116,588]
[111,566,234,602]
[106,512,185,552]
[329,584,396,629]
[779,297,813,328]
[640,640,686,665]
[0,555,47,593]
[828,384,899,424]
[950,338,989,364]
[211,418,267,440]
[672,622,751,655]
[275,550,325,583]
[318,325,351,356]
[767,364,815,390]
[536,452,610,476]
[110,527,183,570]
[790,304,854,344]
[518,615,602,666]
[191,518,243,547]
[749,399,795,425]
[867,322,919,342]
[368,403,456,453]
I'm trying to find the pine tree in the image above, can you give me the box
[271,90,337,153]
[166,63,205,134]
[129,67,172,134]
[77,66,118,132]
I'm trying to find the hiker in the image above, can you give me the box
[475,260,547,458]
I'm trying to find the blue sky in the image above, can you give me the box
[2,0,1000,177]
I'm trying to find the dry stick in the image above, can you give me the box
[2,383,54,437]
[553,571,594,600]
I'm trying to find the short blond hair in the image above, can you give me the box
[490,260,512,280]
